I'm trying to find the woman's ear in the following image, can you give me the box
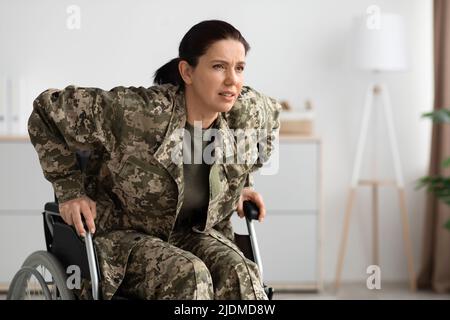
[178,60,193,85]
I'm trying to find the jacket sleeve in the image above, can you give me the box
[240,88,281,188]
[244,174,254,188]
[252,94,281,172]
[28,85,124,203]
[227,86,281,187]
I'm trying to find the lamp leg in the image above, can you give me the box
[372,182,379,267]
[350,84,376,187]
[335,83,375,291]
[380,84,417,291]
[334,188,357,291]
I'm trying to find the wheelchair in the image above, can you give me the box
[7,152,274,300]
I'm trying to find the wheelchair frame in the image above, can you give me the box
[8,150,273,300]
[43,200,267,300]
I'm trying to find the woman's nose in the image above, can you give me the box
[225,69,239,86]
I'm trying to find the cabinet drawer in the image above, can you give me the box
[253,142,318,211]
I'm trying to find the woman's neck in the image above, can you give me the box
[184,89,218,128]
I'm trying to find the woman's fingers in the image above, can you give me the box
[61,210,72,226]
[246,191,266,222]
[237,194,245,218]
[80,201,96,234]
[58,197,97,236]
[59,203,71,225]
[71,209,86,237]
[237,188,266,222]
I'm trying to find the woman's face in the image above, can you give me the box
[183,39,246,114]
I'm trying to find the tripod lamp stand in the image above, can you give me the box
[335,13,417,291]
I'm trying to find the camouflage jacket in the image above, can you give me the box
[28,83,281,299]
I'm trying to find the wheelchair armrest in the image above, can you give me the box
[243,200,259,220]
[45,202,60,214]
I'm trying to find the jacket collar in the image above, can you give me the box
[154,85,237,170]
[153,85,249,233]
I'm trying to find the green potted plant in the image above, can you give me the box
[416,109,450,231]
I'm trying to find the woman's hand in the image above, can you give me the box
[59,196,97,237]
[237,187,266,222]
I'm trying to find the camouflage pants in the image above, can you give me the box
[116,228,268,300]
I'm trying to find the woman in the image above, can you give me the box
[28,20,281,300]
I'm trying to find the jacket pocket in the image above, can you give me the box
[222,163,252,181]
[113,155,174,214]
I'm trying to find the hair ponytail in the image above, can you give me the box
[153,57,183,86]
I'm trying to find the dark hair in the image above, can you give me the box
[153,20,250,88]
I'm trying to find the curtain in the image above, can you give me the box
[417,0,450,293]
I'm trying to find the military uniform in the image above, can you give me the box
[28,83,281,299]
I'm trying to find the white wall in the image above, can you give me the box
[0,0,433,284]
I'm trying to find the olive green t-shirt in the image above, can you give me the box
[173,121,213,231]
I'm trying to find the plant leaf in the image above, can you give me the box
[445,219,450,231]
[420,109,450,232]
[442,157,450,168]
[422,109,450,123]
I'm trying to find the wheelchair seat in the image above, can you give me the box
[7,200,273,300]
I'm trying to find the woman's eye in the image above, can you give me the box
[213,64,225,70]
[236,66,245,72]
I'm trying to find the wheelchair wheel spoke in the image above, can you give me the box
[27,277,34,299]
[55,286,61,300]
[22,269,48,299]
[25,279,30,299]
[8,251,75,300]
[39,265,61,300]
[26,277,37,299]
[49,280,59,300]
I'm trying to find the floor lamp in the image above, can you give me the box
[335,13,417,291]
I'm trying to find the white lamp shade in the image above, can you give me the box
[353,13,408,72]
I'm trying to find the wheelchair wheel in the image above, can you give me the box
[7,251,75,300]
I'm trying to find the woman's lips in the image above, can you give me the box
[218,91,236,102]
[219,93,235,102]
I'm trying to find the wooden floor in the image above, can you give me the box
[1,282,449,300]
[272,282,450,300]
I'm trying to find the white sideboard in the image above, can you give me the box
[1,135,323,294]
[0,138,54,289]
[232,135,323,292]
